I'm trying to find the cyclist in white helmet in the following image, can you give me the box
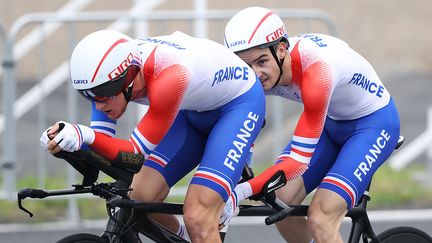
[40,29,266,242]
[222,7,400,243]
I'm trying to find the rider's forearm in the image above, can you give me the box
[89,132,135,160]
[77,124,95,145]
[234,182,253,201]
[248,159,308,195]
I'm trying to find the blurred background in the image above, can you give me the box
[0,0,431,241]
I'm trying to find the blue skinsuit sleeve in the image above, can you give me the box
[90,101,117,136]
[80,102,117,150]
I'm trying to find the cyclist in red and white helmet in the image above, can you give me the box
[70,30,140,105]
[224,6,289,90]
[41,29,266,242]
[223,7,400,243]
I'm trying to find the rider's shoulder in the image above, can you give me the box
[289,33,349,51]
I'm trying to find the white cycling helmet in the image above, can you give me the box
[70,29,141,102]
[224,6,289,53]
[225,7,289,88]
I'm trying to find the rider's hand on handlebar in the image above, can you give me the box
[219,191,239,229]
[46,123,61,140]
[40,121,95,154]
[40,126,53,152]
[40,123,61,152]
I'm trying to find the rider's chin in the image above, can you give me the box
[103,109,119,120]
[109,112,123,120]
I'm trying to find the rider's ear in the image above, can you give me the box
[276,42,288,59]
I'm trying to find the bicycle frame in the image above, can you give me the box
[17,136,407,243]
[17,181,381,243]
[16,182,272,243]
[346,188,378,243]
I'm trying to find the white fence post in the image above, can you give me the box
[0,22,9,198]
[389,106,432,171]
[388,106,432,185]
[427,107,432,185]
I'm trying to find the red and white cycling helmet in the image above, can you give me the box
[224,6,289,53]
[70,29,141,102]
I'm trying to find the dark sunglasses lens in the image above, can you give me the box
[78,90,110,102]
[91,75,127,97]
[89,65,139,98]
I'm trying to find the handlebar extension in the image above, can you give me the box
[107,197,136,208]
[265,206,294,225]
[18,188,50,199]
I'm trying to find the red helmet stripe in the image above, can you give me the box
[247,11,273,44]
[91,38,129,82]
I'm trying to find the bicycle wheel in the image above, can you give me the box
[56,233,108,243]
[375,226,432,243]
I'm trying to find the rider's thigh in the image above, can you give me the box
[130,166,170,202]
[301,128,340,194]
[276,176,307,204]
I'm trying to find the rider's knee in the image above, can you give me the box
[130,178,168,202]
[130,186,167,202]
[183,202,217,237]
[307,202,343,236]
[275,177,306,204]
[184,201,213,223]
[306,206,325,234]
[183,185,223,238]
[130,168,170,202]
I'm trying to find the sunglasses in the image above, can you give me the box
[78,65,140,103]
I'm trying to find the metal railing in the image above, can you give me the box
[0,0,166,223]
[0,0,94,79]
[0,21,5,77]
[1,8,337,200]
[0,20,10,198]
[0,0,95,206]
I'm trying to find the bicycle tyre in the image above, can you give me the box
[56,233,108,243]
[374,226,432,243]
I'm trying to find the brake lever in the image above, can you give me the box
[17,188,36,217]
[247,171,290,222]
[18,199,33,217]
[249,170,287,203]
[17,188,51,218]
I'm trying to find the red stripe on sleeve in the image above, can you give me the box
[89,132,135,160]
[294,61,333,138]
[136,48,190,145]
[248,157,308,194]
[290,147,313,158]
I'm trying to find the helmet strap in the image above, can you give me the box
[122,86,133,102]
[269,45,285,88]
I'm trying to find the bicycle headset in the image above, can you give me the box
[224,6,290,88]
[70,30,141,103]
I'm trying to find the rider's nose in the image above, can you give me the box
[251,66,263,77]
